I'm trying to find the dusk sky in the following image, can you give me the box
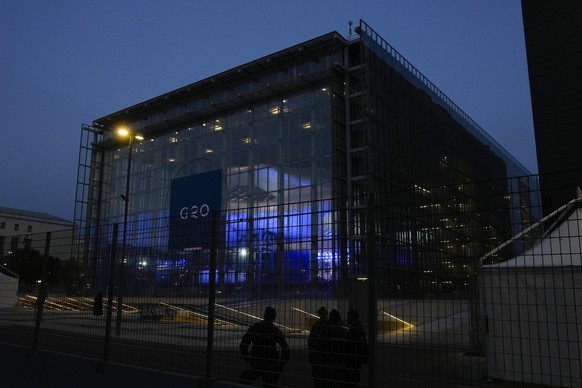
[0,1,537,221]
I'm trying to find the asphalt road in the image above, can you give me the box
[0,306,544,387]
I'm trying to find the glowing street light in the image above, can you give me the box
[115,127,143,335]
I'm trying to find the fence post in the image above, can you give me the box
[367,193,376,388]
[205,211,219,380]
[29,232,51,353]
[98,223,119,372]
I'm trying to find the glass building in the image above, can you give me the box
[76,20,539,298]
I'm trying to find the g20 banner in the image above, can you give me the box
[169,170,222,252]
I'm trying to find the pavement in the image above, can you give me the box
[0,298,546,387]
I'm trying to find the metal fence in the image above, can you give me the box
[1,175,581,387]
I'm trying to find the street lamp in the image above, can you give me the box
[115,127,143,335]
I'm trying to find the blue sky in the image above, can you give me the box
[0,1,536,221]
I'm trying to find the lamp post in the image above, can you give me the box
[115,128,143,335]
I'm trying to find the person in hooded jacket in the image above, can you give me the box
[308,306,328,387]
[345,309,368,387]
[319,309,347,386]
[239,306,290,387]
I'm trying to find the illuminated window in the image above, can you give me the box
[213,119,223,131]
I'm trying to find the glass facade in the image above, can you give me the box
[343,21,540,296]
[77,23,539,298]
[110,90,333,219]
[90,86,338,295]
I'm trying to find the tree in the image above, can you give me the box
[6,249,62,286]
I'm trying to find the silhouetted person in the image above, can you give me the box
[320,309,347,387]
[239,306,290,387]
[93,292,103,318]
[308,306,328,387]
[345,309,368,387]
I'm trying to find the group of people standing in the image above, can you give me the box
[308,307,368,387]
[238,306,368,387]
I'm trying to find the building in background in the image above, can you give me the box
[522,0,582,215]
[76,20,540,298]
[0,207,74,260]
